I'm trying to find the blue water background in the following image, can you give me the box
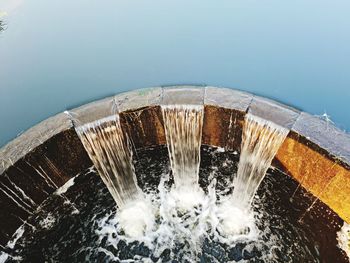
[1,0,349,146]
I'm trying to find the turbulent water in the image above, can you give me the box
[2,111,347,262]
[231,114,289,208]
[2,146,348,262]
[75,114,141,208]
[337,222,350,258]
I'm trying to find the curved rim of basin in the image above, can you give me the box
[0,85,349,245]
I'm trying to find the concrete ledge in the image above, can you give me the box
[68,96,116,126]
[116,87,162,112]
[161,86,205,105]
[1,85,350,245]
[204,86,253,111]
[248,95,300,129]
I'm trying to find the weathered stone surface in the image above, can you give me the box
[115,87,162,112]
[120,106,166,149]
[68,87,162,126]
[161,86,205,105]
[292,112,350,166]
[67,96,116,126]
[248,96,300,129]
[276,134,350,223]
[202,106,245,152]
[204,86,252,111]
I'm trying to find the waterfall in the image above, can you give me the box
[161,105,204,188]
[75,114,141,208]
[231,114,289,208]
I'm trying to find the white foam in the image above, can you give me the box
[0,253,9,263]
[117,196,155,238]
[39,213,56,229]
[55,177,75,195]
[96,176,259,261]
[337,222,350,259]
[216,197,258,243]
[0,225,25,263]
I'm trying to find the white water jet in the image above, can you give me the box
[217,114,288,237]
[161,104,204,189]
[76,114,141,208]
[76,114,154,237]
[231,114,289,208]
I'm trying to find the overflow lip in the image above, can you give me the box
[161,86,205,105]
[247,95,301,129]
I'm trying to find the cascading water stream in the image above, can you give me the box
[75,114,141,208]
[161,104,204,189]
[75,114,156,237]
[216,114,288,237]
[231,114,289,208]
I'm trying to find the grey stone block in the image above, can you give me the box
[248,96,300,129]
[161,86,205,105]
[67,96,116,126]
[115,87,162,112]
[204,86,253,112]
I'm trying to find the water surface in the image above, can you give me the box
[1,0,350,146]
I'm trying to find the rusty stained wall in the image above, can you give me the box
[276,133,350,223]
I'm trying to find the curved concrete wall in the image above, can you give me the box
[0,86,349,245]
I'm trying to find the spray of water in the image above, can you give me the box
[96,175,258,261]
[337,222,350,259]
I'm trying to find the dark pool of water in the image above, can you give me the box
[3,146,348,262]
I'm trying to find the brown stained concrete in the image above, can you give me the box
[120,106,166,149]
[0,128,92,245]
[202,106,245,152]
[276,134,350,223]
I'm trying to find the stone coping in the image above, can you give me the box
[2,86,348,174]
[0,85,349,245]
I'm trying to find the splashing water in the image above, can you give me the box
[161,105,204,189]
[75,108,288,259]
[76,115,156,238]
[96,175,258,261]
[231,114,289,208]
[94,105,258,260]
[337,222,350,258]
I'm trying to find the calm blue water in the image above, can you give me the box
[1,0,350,147]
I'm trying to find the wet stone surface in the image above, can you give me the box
[2,146,348,262]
